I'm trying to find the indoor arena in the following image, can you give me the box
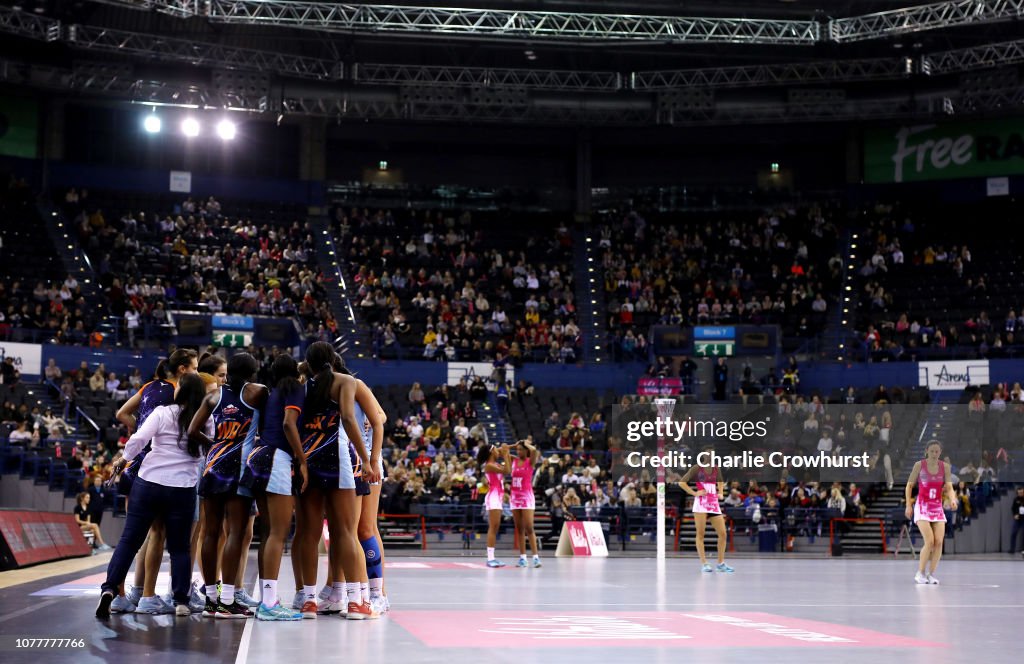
[0,2,1022,663]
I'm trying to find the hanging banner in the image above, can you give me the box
[0,96,38,159]
[865,119,1024,183]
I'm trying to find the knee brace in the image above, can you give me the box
[360,536,383,579]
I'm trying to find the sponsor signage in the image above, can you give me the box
[446,362,515,391]
[865,119,1024,183]
[555,521,609,557]
[0,341,42,376]
[0,510,91,569]
[637,377,683,396]
[917,360,990,391]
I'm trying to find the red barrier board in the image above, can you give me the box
[0,510,92,568]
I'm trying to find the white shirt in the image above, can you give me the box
[124,404,213,488]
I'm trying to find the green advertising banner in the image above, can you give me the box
[864,118,1024,184]
[0,97,38,159]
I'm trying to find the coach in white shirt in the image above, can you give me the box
[97,373,213,619]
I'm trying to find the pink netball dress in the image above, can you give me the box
[484,470,505,511]
[509,457,535,510]
[691,467,722,515]
[914,460,947,523]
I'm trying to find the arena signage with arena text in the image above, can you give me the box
[0,341,42,377]
[446,361,515,391]
[917,360,989,391]
[865,119,1024,183]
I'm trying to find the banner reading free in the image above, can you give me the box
[0,96,38,159]
[864,118,1024,183]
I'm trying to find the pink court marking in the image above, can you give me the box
[385,561,489,569]
[389,611,943,649]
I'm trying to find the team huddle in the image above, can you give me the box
[94,341,389,621]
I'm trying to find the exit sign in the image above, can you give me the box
[695,341,734,357]
[213,332,252,348]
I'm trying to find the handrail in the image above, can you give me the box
[44,378,100,439]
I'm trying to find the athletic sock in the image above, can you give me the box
[330,582,345,603]
[261,579,277,607]
[345,582,360,606]
[221,584,235,605]
[533,554,540,561]
[368,578,383,596]
[303,585,317,602]
[205,584,219,601]
[360,582,369,604]
[487,547,495,561]
[520,554,526,562]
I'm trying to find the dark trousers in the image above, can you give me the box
[1010,517,1024,553]
[101,477,195,604]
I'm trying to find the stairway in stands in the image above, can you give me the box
[308,215,371,358]
[481,392,512,444]
[41,202,104,308]
[573,225,608,364]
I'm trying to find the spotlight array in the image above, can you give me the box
[141,114,237,140]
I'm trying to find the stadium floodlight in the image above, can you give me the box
[216,118,237,140]
[182,117,200,137]
[143,113,161,133]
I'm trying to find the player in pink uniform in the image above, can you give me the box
[477,443,511,568]
[904,440,957,584]
[510,440,541,569]
[678,448,733,573]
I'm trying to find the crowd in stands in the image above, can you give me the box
[595,205,841,362]
[0,276,94,345]
[331,207,582,364]
[62,189,333,344]
[853,202,1024,361]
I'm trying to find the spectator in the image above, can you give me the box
[44,358,62,382]
[73,492,110,550]
[1009,486,1024,555]
[89,368,106,393]
[9,420,37,446]
[713,358,728,400]
[87,475,109,526]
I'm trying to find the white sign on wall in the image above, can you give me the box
[169,170,192,193]
[987,176,1010,197]
[0,342,43,377]
[918,360,990,391]
[446,362,515,390]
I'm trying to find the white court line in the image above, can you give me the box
[390,602,1024,608]
[234,579,259,664]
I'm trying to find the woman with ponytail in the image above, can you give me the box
[97,373,211,619]
[188,353,266,618]
[293,342,380,620]
[241,354,308,621]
